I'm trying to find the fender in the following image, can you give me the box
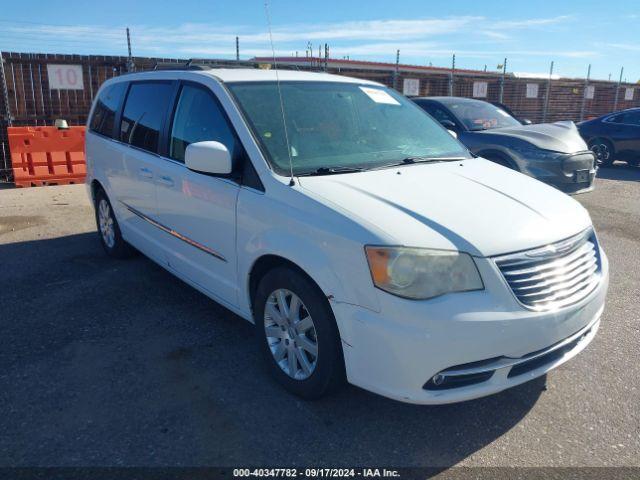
[476,148,520,170]
[237,227,380,345]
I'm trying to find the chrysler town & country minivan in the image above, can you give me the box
[85,67,608,404]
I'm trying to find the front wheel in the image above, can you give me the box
[588,138,615,167]
[484,154,517,170]
[253,267,345,399]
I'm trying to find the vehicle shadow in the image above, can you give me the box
[1,232,544,468]
[596,162,640,182]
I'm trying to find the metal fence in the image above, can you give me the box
[0,52,127,180]
[329,64,640,124]
[0,52,248,181]
[2,51,639,182]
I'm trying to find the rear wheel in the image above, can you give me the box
[253,266,345,399]
[588,138,615,167]
[94,188,135,259]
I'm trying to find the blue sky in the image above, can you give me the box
[1,0,638,81]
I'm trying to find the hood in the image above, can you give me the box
[477,121,588,153]
[298,159,592,257]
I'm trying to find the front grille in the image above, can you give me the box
[494,230,601,311]
[561,151,596,175]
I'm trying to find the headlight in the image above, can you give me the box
[365,246,484,300]
[511,145,562,160]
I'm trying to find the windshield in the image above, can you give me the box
[446,100,522,131]
[228,81,471,175]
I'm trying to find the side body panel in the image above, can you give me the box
[153,158,241,307]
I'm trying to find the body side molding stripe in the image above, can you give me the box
[121,202,227,263]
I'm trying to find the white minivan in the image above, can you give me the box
[85,66,608,404]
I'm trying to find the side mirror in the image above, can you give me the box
[521,119,533,125]
[185,141,232,175]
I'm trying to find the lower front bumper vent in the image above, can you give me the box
[423,370,494,390]
[507,328,590,378]
[423,322,596,391]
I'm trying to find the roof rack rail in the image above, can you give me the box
[153,60,212,71]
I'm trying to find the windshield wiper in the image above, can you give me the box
[298,157,468,176]
[297,166,366,176]
[372,156,468,169]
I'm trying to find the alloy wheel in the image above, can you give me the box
[264,289,318,380]
[590,143,610,164]
[98,199,115,249]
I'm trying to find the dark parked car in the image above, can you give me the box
[413,97,596,194]
[578,108,640,167]
[491,101,532,125]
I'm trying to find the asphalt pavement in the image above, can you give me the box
[0,165,638,468]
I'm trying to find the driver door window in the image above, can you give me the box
[619,112,640,126]
[427,105,456,124]
[169,84,239,164]
[608,112,640,125]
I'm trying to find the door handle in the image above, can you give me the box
[158,175,175,187]
[139,167,153,178]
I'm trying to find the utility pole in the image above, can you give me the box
[126,27,135,72]
[393,49,400,91]
[580,64,591,122]
[0,54,12,127]
[236,36,240,61]
[0,52,13,179]
[499,57,507,103]
[613,66,624,112]
[542,60,554,123]
[324,43,328,71]
[449,53,456,96]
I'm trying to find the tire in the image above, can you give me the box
[253,266,345,399]
[588,138,615,167]
[94,188,136,259]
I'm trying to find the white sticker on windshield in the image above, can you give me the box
[359,86,401,105]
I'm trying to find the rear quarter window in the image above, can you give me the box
[89,82,127,138]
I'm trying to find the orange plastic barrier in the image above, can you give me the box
[8,126,86,188]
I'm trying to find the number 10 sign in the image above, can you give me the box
[47,64,84,90]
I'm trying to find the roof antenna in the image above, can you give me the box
[264,0,295,186]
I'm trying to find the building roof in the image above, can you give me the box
[252,56,498,77]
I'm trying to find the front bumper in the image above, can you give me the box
[517,151,597,195]
[334,249,608,405]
